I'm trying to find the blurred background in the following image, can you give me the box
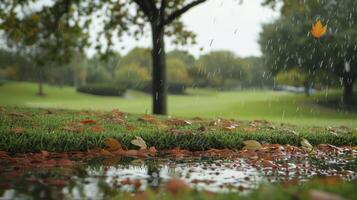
[0,0,356,126]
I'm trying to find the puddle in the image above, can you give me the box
[1,154,356,200]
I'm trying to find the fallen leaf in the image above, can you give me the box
[90,125,104,133]
[308,190,346,200]
[80,119,97,124]
[243,140,262,151]
[10,127,25,134]
[311,20,327,39]
[104,138,123,152]
[131,136,147,150]
[9,111,27,117]
[166,118,192,126]
[126,124,136,131]
[138,115,157,123]
[301,138,314,152]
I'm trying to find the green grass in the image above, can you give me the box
[111,179,357,200]
[1,107,356,153]
[0,81,356,127]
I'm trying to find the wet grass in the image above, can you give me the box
[0,81,356,126]
[0,107,356,154]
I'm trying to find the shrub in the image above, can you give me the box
[77,84,126,96]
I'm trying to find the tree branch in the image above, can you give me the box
[164,0,206,25]
[132,0,157,20]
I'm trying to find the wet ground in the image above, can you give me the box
[0,150,356,200]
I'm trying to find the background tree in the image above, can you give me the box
[194,51,247,89]
[0,0,86,96]
[260,0,357,102]
[75,0,208,115]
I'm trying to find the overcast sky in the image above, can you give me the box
[100,0,280,58]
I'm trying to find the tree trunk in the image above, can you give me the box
[37,66,45,96]
[303,81,310,97]
[343,76,355,105]
[151,23,167,115]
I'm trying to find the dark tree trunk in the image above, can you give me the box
[37,66,45,96]
[303,81,310,97]
[151,22,167,115]
[343,76,355,105]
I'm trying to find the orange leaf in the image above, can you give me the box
[311,20,327,39]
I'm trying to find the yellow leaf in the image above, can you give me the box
[131,136,147,150]
[301,138,314,153]
[311,20,327,39]
[243,140,262,151]
[104,138,123,152]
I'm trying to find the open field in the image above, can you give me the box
[0,81,356,127]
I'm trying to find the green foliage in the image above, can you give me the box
[275,69,306,87]
[77,84,126,97]
[115,63,151,90]
[193,51,247,89]
[260,0,357,86]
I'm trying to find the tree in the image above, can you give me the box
[0,0,86,96]
[260,0,357,102]
[78,0,208,115]
[194,51,247,89]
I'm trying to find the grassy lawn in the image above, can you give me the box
[0,81,356,127]
[1,106,356,153]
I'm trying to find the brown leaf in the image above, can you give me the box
[80,119,97,124]
[166,118,192,126]
[104,138,123,152]
[138,115,157,123]
[9,111,27,117]
[126,124,136,131]
[90,125,104,133]
[112,109,125,117]
[10,127,25,134]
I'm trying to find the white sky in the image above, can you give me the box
[100,0,280,58]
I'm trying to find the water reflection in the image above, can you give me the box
[0,156,356,199]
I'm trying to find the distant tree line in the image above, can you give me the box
[0,47,275,93]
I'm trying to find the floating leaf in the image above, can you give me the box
[131,136,147,150]
[243,140,262,151]
[104,138,123,152]
[311,20,327,39]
